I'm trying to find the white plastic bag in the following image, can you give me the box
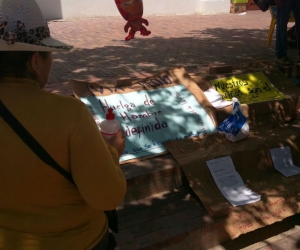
[218,98,249,142]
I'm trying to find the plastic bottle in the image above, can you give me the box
[100,108,120,139]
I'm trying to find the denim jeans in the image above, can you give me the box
[275,0,300,59]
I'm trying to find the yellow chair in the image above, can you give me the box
[266,5,295,48]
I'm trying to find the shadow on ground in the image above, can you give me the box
[49,28,280,84]
[219,213,300,249]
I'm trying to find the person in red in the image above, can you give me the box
[115,0,151,41]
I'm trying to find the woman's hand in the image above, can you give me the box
[104,130,125,158]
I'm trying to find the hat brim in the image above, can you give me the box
[0,37,73,52]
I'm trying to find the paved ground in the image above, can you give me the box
[47,10,297,86]
[45,10,300,249]
[208,214,300,250]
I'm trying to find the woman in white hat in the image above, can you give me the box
[0,0,126,249]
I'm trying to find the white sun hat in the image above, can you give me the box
[0,0,73,52]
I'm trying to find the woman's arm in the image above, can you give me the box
[69,102,127,211]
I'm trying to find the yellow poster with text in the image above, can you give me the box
[210,72,288,104]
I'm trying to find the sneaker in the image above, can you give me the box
[275,56,294,65]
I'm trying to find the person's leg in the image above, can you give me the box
[287,24,295,40]
[275,0,293,61]
[292,0,300,60]
[91,230,110,250]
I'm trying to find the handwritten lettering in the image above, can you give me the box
[137,74,175,88]
[248,87,262,94]
[144,95,155,106]
[186,106,198,115]
[210,72,288,104]
[120,110,163,122]
[132,147,144,154]
[237,222,253,230]
[263,198,285,209]
[223,89,243,99]
[213,78,248,91]
[263,82,272,91]
[231,212,252,221]
[271,208,286,217]
[287,202,298,211]
[158,75,173,85]
[199,118,207,134]
[88,74,175,95]
[262,215,272,221]
[87,105,101,124]
[125,118,168,138]
[285,190,300,199]
[82,83,217,162]
[98,99,136,113]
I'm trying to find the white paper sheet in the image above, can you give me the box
[269,146,300,177]
[203,88,232,109]
[206,156,261,207]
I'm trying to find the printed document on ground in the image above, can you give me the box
[269,146,300,177]
[206,156,261,207]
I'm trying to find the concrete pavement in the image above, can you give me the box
[208,214,300,250]
[47,10,297,86]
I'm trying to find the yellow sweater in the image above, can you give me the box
[0,78,127,250]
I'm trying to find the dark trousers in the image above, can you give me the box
[91,230,117,250]
[276,0,300,58]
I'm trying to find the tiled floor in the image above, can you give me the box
[116,187,230,250]
[46,10,298,87]
[208,218,300,250]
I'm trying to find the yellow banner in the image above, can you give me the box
[210,72,288,104]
